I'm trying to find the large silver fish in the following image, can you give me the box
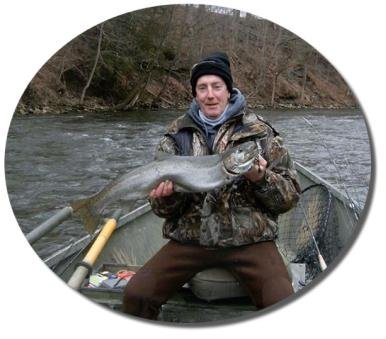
[71,141,260,233]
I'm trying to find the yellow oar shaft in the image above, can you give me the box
[67,210,122,290]
[83,217,117,266]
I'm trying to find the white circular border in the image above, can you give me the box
[1,1,384,338]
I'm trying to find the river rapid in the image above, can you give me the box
[5,109,372,258]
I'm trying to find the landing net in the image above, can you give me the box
[277,184,342,283]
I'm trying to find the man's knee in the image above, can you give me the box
[260,275,294,308]
[122,285,162,320]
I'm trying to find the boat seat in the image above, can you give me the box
[188,263,305,301]
[188,268,247,301]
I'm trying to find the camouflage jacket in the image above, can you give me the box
[149,111,301,248]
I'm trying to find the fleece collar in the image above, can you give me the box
[188,88,246,131]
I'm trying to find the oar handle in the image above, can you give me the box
[318,254,327,271]
[26,206,73,244]
[67,210,122,290]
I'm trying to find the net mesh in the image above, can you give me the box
[277,184,341,283]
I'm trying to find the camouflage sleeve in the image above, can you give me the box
[252,135,301,214]
[148,135,189,218]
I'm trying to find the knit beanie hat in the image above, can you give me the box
[190,52,233,97]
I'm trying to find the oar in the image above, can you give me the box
[67,209,122,290]
[26,206,73,245]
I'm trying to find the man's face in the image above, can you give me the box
[195,75,230,119]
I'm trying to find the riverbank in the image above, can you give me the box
[15,4,360,116]
[15,96,359,116]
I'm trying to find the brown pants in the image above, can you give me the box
[122,240,293,319]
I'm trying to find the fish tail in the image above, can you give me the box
[70,196,101,234]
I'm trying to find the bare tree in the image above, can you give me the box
[22,4,356,112]
[299,63,307,104]
[80,23,104,105]
[115,7,175,110]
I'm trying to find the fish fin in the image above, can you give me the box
[70,196,101,234]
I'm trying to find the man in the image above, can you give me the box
[122,52,301,320]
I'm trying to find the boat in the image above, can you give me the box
[34,162,361,323]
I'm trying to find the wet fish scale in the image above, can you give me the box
[71,141,259,233]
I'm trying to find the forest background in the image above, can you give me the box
[17,4,358,115]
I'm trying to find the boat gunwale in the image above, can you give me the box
[44,203,152,268]
[294,162,360,211]
[45,163,359,269]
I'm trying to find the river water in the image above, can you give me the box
[5,109,372,258]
